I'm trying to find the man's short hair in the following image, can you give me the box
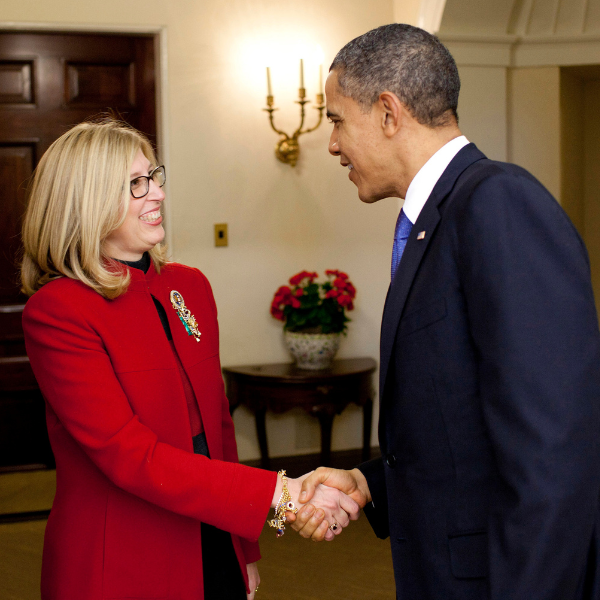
[330,24,460,127]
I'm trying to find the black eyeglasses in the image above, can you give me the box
[130,165,166,198]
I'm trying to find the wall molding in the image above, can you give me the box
[440,32,600,67]
[418,0,448,34]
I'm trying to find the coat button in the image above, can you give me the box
[386,454,396,468]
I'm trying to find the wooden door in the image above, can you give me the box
[0,31,158,470]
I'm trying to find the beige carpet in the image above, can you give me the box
[0,520,45,600]
[0,513,395,600]
[0,471,56,515]
[257,514,396,599]
[0,469,396,599]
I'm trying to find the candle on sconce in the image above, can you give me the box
[319,63,323,95]
[262,48,327,167]
[266,66,273,96]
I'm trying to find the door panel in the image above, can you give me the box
[0,31,158,470]
[66,62,135,107]
[0,61,34,104]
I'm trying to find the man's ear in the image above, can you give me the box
[379,91,403,137]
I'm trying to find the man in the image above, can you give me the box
[291,24,600,600]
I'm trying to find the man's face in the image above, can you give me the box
[326,70,397,203]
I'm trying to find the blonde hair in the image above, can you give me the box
[21,119,167,299]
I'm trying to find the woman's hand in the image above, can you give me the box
[246,562,260,600]
[286,473,360,541]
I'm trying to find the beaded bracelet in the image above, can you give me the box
[268,470,298,537]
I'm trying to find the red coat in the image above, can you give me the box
[23,261,277,600]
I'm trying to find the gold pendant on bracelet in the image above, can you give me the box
[170,290,201,342]
[268,469,298,537]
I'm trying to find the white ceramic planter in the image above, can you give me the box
[284,330,341,370]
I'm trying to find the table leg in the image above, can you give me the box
[224,375,239,416]
[315,409,334,467]
[254,408,270,470]
[362,398,373,462]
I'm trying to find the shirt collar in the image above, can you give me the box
[105,255,158,291]
[114,252,151,274]
[402,135,470,224]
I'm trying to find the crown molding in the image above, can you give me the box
[438,33,519,43]
[0,21,164,33]
[439,31,600,67]
[417,0,448,34]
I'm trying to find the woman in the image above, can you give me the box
[21,119,358,600]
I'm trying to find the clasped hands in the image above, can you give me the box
[279,467,372,541]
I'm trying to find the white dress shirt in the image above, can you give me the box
[402,135,470,224]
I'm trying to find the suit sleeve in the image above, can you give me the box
[455,172,600,599]
[23,285,277,542]
[358,457,390,539]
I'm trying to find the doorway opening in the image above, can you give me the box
[0,30,159,519]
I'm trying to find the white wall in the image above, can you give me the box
[456,65,508,161]
[560,69,585,233]
[2,0,396,460]
[508,67,562,200]
[582,79,600,312]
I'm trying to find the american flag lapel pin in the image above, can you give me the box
[417,231,426,240]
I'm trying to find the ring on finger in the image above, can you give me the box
[329,522,339,531]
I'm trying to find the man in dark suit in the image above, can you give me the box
[291,24,600,600]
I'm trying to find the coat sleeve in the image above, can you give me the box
[358,457,390,539]
[455,171,600,599]
[197,271,264,563]
[23,284,277,542]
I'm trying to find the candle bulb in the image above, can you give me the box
[319,64,323,95]
[300,58,304,89]
[266,66,273,97]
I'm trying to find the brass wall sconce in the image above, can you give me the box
[263,59,325,167]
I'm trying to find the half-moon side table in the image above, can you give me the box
[223,357,376,469]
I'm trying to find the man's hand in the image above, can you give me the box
[285,474,360,541]
[287,467,371,541]
[301,467,371,507]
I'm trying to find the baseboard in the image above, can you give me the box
[0,447,382,523]
[241,446,381,478]
[0,509,50,524]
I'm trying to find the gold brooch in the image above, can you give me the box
[170,290,201,342]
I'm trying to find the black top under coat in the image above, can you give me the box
[116,253,172,340]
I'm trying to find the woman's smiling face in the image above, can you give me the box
[103,149,165,261]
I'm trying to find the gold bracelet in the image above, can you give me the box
[268,470,298,537]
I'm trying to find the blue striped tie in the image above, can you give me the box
[391,209,413,280]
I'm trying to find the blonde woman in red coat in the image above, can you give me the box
[20,119,359,600]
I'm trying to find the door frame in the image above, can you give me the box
[0,21,172,243]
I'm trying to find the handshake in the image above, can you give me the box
[272,467,373,542]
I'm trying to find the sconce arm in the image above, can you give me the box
[298,105,325,135]
[262,93,325,167]
[263,108,288,138]
[292,99,309,139]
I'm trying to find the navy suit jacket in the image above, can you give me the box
[360,144,600,600]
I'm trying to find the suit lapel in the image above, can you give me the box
[379,144,486,394]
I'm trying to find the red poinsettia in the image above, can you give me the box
[289,270,318,286]
[271,270,356,334]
